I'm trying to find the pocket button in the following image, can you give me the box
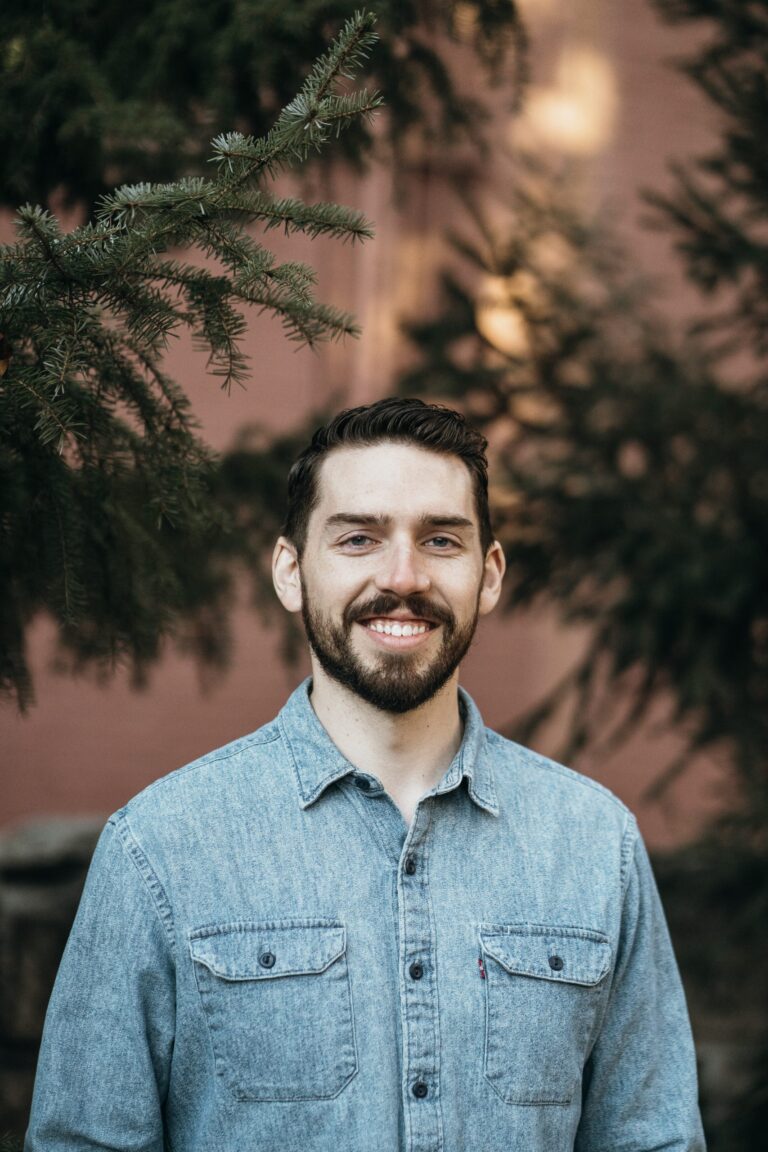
[548,954,564,971]
[258,951,276,969]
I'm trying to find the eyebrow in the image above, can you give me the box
[323,513,475,532]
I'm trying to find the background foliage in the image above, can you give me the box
[402,170,768,838]
[0,12,383,706]
[399,2,768,1143]
[0,0,524,209]
[0,2,525,708]
[403,0,768,841]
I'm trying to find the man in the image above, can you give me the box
[26,398,705,1150]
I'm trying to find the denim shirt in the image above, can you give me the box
[26,680,705,1151]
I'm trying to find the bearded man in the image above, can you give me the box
[26,398,705,1151]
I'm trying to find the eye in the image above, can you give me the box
[426,535,459,550]
[340,533,376,549]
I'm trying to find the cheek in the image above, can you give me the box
[446,565,486,605]
[305,560,371,612]
[320,557,373,591]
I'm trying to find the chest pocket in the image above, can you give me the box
[190,919,357,1102]
[480,924,612,1105]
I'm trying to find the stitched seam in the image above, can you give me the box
[619,813,639,899]
[487,730,631,814]
[279,712,353,801]
[422,809,446,1151]
[474,730,499,810]
[111,812,176,953]
[337,778,399,863]
[128,729,281,807]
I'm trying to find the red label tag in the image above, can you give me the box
[477,955,486,979]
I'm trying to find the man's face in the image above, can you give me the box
[277,443,504,714]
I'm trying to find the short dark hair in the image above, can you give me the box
[283,397,494,555]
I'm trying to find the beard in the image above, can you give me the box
[300,579,480,714]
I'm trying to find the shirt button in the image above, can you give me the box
[404,855,417,875]
[259,951,276,968]
[354,776,372,792]
[409,962,424,980]
[548,954,564,971]
[412,1081,428,1099]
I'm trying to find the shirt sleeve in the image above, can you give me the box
[575,824,706,1152]
[25,815,175,1152]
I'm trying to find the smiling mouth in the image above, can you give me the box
[362,618,434,638]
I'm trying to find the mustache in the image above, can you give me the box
[345,593,454,629]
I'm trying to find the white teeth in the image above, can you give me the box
[367,620,428,636]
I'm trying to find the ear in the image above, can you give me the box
[478,540,506,617]
[272,536,303,614]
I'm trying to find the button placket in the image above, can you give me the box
[398,809,442,1151]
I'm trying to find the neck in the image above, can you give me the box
[308,663,464,807]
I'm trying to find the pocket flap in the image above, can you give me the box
[189,919,345,980]
[480,925,611,987]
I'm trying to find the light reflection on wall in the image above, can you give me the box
[519,44,617,155]
[475,274,531,358]
[474,229,578,359]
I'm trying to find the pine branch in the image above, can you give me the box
[205,13,383,187]
[0,2,525,208]
[400,159,768,831]
[0,11,381,708]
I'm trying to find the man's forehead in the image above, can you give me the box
[314,443,476,507]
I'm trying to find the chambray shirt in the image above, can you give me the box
[27,680,705,1151]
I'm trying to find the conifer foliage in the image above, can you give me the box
[402,13,768,1127]
[0,0,524,209]
[0,11,382,708]
[402,0,768,842]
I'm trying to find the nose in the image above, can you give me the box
[374,540,431,597]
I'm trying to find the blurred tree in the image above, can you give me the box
[646,5,768,1147]
[400,0,768,839]
[0,0,525,209]
[0,12,381,708]
[401,167,768,838]
[0,3,529,712]
[400,2,768,1141]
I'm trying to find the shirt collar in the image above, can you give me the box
[278,678,499,816]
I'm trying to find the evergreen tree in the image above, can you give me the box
[0,11,382,708]
[646,8,768,1146]
[401,5,768,1141]
[0,0,524,209]
[401,7,768,839]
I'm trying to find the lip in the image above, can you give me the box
[356,618,438,651]
[356,610,441,626]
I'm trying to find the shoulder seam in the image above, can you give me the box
[132,728,281,803]
[485,729,630,814]
[619,812,640,897]
[109,812,177,953]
